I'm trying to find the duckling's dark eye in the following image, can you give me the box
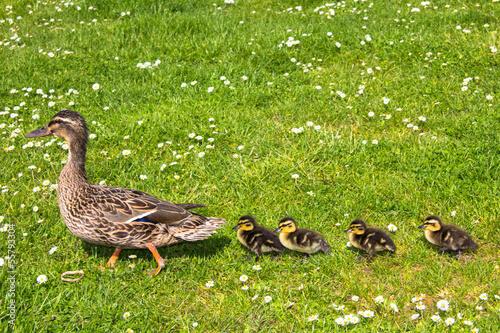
[245,223,251,227]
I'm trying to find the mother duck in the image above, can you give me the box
[26,110,225,275]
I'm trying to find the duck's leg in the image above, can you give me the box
[366,249,376,262]
[106,248,122,268]
[146,243,165,276]
[254,248,262,262]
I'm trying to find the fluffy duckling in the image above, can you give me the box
[418,215,477,255]
[346,219,396,258]
[233,216,285,260]
[274,217,330,256]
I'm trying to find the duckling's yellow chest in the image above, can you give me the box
[237,230,250,248]
[348,233,363,249]
[424,230,440,245]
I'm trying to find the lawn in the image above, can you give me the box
[0,0,499,331]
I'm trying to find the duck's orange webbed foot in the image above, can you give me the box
[146,243,165,276]
[106,248,123,268]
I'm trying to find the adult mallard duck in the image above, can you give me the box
[26,110,225,275]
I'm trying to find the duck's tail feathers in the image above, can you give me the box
[465,239,478,251]
[321,240,331,254]
[171,216,226,242]
[385,240,397,253]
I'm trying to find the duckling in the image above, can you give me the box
[418,215,477,255]
[274,217,330,256]
[346,219,396,258]
[233,216,285,260]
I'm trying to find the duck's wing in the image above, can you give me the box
[175,203,206,210]
[88,185,191,224]
[443,226,477,251]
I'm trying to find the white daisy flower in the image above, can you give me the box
[307,314,319,322]
[360,310,374,318]
[411,313,420,320]
[291,127,304,134]
[436,299,449,311]
[387,224,397,232]
[335,317,346,326]
[416,302,426,311]
[345,314,360,324]
[444,317,455,326]
[36,274,48,284]
[239,275,248,283]
[431,314,441,322]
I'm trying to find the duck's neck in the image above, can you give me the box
[60,137,88,185]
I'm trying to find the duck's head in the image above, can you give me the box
[346,219,367,235]
[233,215,256,231]
[26,110,88,143]
[418,215,442,231]
[275,217,297,233]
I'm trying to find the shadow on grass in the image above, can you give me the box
[345,247,397,261]
[81,235,231,262]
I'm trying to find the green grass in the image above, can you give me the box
[1,0,499,331]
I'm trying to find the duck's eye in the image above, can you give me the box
[245,223,251,227]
